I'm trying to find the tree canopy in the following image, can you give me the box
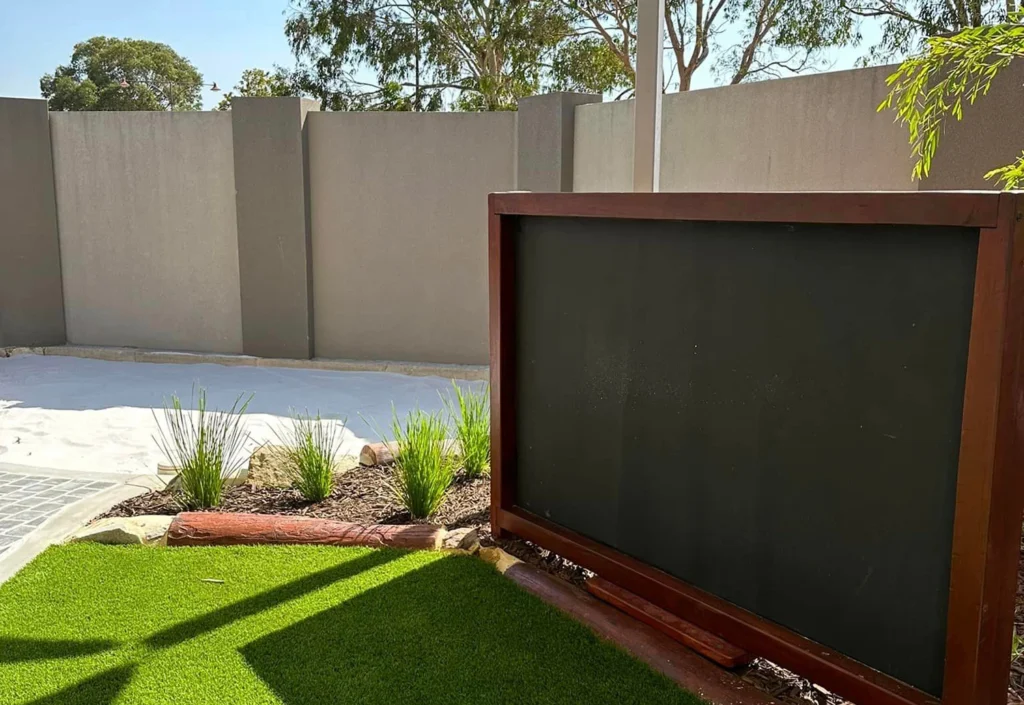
[216,68,301,110]
[40,37,203,111]
[552,0,858,96]
[285,0,860,110]
[285,0,569,111]
[843,0,1014,61]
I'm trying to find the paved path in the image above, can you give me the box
[0,471,116,556]
[0,463,160,584]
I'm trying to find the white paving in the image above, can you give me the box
[0,354,476,475]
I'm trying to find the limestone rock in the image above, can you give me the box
[442,527,480,553]
[69,516,173,546]
[247,444,357,489]
[479,546,521,574]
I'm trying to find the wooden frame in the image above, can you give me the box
[488,191,1024,705]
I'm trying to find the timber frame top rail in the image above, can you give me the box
[488,191,1024,705]
[490,190,1003,227]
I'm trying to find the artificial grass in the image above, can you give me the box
[0,544,705,705]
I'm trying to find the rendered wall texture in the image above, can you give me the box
[574,66,918,192]
[0,99,65,347]
[308,111,517,365]
[50,112,243,353]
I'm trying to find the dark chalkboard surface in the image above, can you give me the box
[514,216,979,696]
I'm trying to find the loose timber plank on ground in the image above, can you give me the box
[503,561,779,705]
[588,577,752,669]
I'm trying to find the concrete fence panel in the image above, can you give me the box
[573,66,918,192]
[0,98,65,347]
[573,99,634,192]
[308,111,517,365]
[50,112,243,353]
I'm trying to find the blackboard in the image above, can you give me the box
[513,215,979,696]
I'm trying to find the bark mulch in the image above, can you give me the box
[1009,527,1024,703]
[98,464,1024,705]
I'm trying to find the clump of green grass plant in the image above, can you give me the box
[389,408,453,519]
[155,387,252,509]
[276,410,343,502]
[443,381,490,478]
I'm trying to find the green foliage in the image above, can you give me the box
[880,15,1024,187]
[844,0,1012,62]
[443,382,490,478]
[554,0,855,95]
[1013,628,1024,662]
[550,36,633,96]
[216,67,301,110]
[285,0,569,111]
[40,36,203,111]
[276,411,343,502]
[388,408,453,518]
[154,388,252,509]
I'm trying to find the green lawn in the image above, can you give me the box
[0,544,704,705]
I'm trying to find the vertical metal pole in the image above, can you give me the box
[632,0,665,192]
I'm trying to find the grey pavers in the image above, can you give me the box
[0,472,114,554]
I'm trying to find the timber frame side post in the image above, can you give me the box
[487,191,1024,705]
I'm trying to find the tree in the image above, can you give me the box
[841,0,1012,61]
[216,67,300,110]
[40,37,203,111]
[550,0,857,96]
[285,0,570,111]
[880,12,1024,188]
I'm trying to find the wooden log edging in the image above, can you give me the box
[166,512,445,550]
[482,549,779,705]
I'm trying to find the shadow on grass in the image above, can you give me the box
[145,549,402,650]
[240,555,698,705]
[0,637,118,663]
[21,664,136,705]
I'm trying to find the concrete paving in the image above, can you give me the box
[0,462,161,585]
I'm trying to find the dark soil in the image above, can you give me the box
[101,464,489,527]
[99,465,1024,705]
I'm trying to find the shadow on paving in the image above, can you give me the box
[20,664,136,705]
[0,637,118,663]
[145,549,402,650]
[240,555,697,705]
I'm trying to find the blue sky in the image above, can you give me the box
[0,0,885,109]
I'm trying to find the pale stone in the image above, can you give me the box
[69,516,173,546]
[5,346,46,357]
[442,527,480,553]
[43,345,138,362]
[247,445,357,489]
[479,546,521,573]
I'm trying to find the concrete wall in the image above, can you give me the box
[574,99,634,192]
[308,112,517,364]
[923,60,1024,190]
[4,65,1020,364]
[518,93,601,191]
[232,97,319,359]
[0,99,65,347]
[50,112,243,353]
[574,66,917,192]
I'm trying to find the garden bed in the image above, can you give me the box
[98,466,1024,705]
[101,464,592,586]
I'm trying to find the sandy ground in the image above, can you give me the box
[0,355,479,475]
